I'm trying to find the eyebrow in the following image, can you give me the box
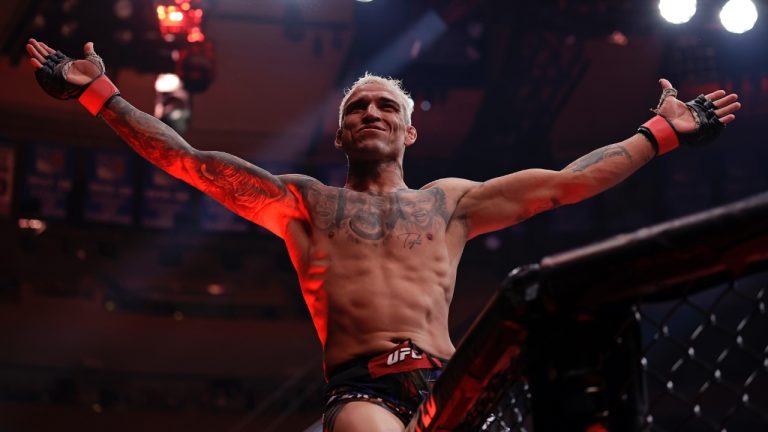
[344,95,402,113]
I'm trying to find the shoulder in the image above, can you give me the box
[277,174,324,187]
[277,174,336,195]
[420,177,480,194]
[420,177,481,206]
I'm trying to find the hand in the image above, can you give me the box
[26,38,102,85]
[655,78,740,133]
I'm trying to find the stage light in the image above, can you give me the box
[155,74,181,94]
[720,0,758,34]
[156,1,204,38]
[207,283,224,295]
[187,26,205,43]
[155,73,182,93]
[113,0,132,19]
[18,218,47,235]
[659,0,697,24]
[154,74,191,134]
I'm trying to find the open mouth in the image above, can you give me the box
[413,211,427,222]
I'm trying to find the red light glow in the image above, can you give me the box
[156,2,204,36]
[187,27,205,43]
[169,10,184,22]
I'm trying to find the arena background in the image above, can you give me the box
[0,1,766,430]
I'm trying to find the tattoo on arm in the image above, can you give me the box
[101,97,191,170]
[101,97,287,216]
[564,144,632,172]
[194,151,287,213]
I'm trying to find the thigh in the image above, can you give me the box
[330,401,406,432]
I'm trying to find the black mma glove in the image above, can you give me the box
[638,92,725,155]
[34,49,118,116]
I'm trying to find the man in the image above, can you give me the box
[26,39,740,431]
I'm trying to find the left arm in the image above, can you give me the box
[454,79,741,240]
[455,134,654,240]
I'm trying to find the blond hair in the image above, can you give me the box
[338,73,415,127]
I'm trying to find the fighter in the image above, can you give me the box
[26,39,740,431]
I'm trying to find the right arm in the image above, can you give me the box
[101,97,302,237]
[26,38,305,237]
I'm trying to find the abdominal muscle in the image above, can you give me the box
[281,182,468,374]
[297,235,459,374]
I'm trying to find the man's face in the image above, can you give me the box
[305,184,338,230]
[398,190,437,229]
[335,83,416,160]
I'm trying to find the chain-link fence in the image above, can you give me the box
[635,268,768,431]
[413,192,768,431]
[475,267,768,432]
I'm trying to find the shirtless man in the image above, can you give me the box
[26,39,740,431]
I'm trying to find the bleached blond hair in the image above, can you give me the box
[338,73,415,127]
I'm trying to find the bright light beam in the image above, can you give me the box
[659,0,697,24]
[720,0,758,34]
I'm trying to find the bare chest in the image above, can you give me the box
[303,186,452,250]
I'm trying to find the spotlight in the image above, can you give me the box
[659,0,697,24]
[154,74,191,134]
[18,218,47,235]
[155,73,182,93]
[720,0,758,34]
[156,1,205,40]
[113,0,133,19]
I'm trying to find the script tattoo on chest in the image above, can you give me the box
[299,181,450,246]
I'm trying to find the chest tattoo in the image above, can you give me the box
[300,182,450,247]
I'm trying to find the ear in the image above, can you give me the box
[334,128,343,149]
[404,125,417,146]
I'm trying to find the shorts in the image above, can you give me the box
[323,340,448,431]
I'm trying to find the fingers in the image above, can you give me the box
[719,114,736,125]
[659,78,673,90]
[26,45,44,68]
[25,40,47,66]
[710,92,740,123]
[28,38,52,57]
[705,89,726,101]
[39,41,56,55]
[715,101,741,118]
[84,41,94,55]
[713,93,738,107]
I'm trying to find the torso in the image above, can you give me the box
[280,176,473,373]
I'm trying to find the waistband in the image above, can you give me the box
[328,340,449,380]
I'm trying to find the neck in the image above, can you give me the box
[345,158,407,193]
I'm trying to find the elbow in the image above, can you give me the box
[557,179,593,206]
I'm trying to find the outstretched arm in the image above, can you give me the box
[26,39,301,237]
[101,97,297,235]
[454,80,741,240]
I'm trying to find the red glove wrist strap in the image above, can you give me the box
[640,115,680,156]
[78,75,120,116]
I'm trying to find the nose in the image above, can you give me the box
[362,104,381,121]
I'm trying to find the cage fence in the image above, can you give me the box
[413,192,768,431]
[473,267,768,432]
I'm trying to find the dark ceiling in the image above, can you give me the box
[2,0,766,186]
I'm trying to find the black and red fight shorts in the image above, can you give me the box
[323,340,448,431]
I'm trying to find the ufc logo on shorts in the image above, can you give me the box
[386,347,423,365]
